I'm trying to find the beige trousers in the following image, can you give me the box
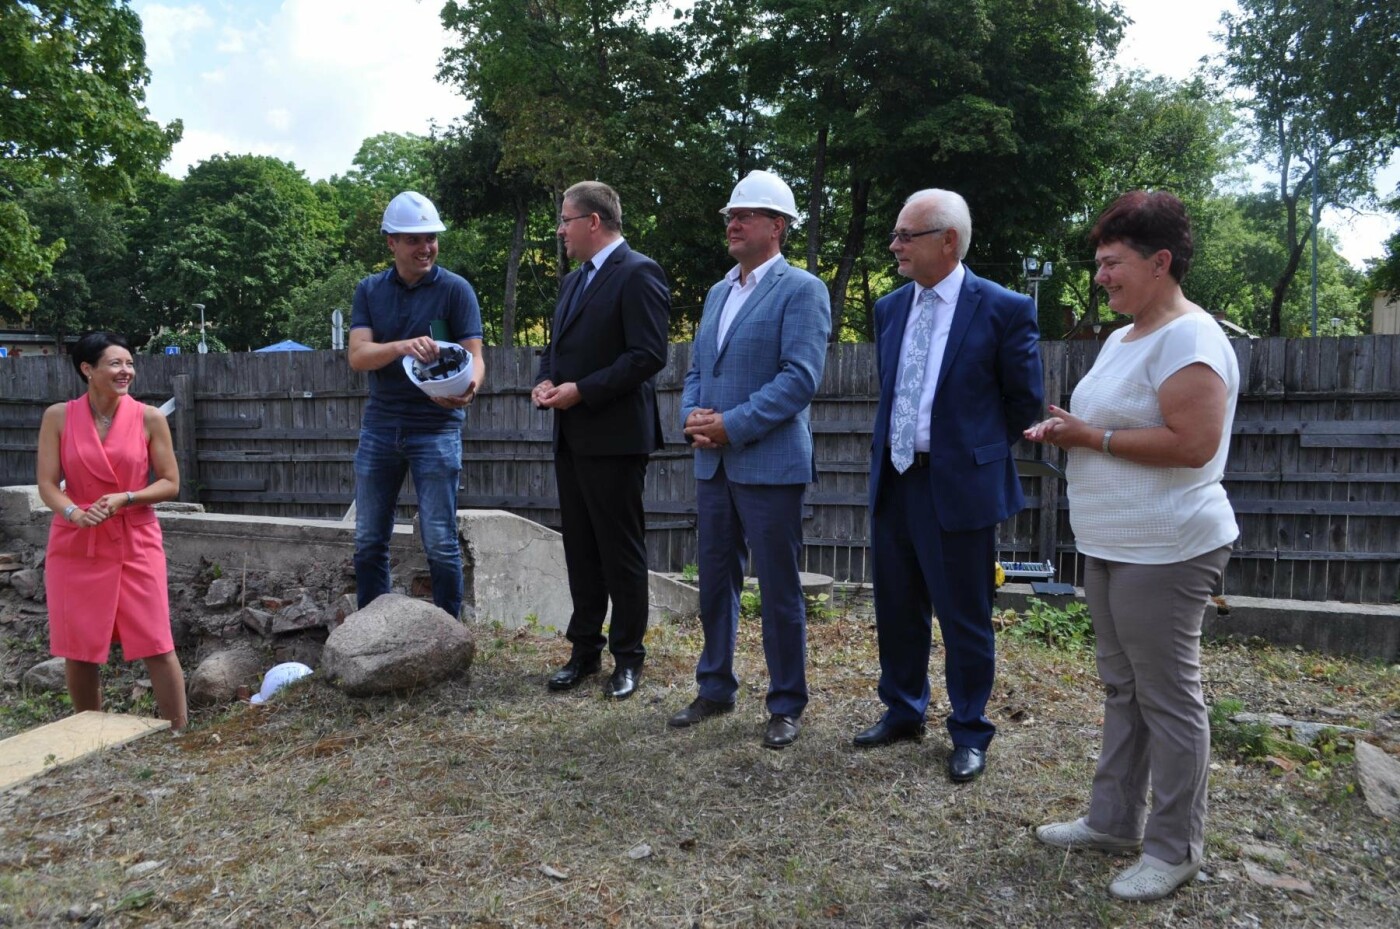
[1083,544,1232,865]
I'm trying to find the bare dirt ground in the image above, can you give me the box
[2,590,1398,928]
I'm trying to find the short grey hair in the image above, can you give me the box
[904,189,972,260]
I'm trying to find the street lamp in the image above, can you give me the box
[331,308,345,350]
[1023,256,1052,312]
[193,304,208,354]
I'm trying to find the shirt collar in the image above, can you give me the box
[589,236,625,268]
[914,261,965,307]
[725,252,783,288]
[389,264,441,290]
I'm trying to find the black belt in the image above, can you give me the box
[887,448,930,469]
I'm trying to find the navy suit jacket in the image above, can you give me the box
[681,257,831,484]
[537,241,670,456]
[868,267,1044,532]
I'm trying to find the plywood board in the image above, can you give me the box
[0,711,169,792]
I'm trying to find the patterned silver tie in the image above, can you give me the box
[889,288,938,473]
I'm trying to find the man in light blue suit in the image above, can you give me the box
[669,170,831,749]
[858,189,1043,783]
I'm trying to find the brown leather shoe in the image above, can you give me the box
[763,714,801,749]
[668,696,735,728]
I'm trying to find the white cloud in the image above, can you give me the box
[138,3,215,67]
[138,0,465,181]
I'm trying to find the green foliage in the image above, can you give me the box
[1221,0,1400,334]
[142,155,339,350]
[1005,597,1093,652]
[740,586,762,619]
[0,0,179,313]
[680,564,699,584]
[278,262,367,349]
[143,327,229,355]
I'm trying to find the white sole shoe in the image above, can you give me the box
[1108,854,1201,901]
[1035,817,1141,852]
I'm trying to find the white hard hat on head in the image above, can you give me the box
[382,191,446,234]
[721,169,799,222]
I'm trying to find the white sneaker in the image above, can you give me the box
[1108,854,1201,901]
[1035,817,1141,852]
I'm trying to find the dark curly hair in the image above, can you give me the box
[1089,190,1194,282]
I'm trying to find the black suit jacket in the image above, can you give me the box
[537,240,670,456]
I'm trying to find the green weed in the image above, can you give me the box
[1005,597,1093,652]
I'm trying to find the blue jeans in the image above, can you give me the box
[353,426,463,618]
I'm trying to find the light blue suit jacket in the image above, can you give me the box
[681,256,831,485]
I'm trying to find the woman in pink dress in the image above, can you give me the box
[36,331,187,730]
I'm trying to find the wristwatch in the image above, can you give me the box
[63,503,78,521]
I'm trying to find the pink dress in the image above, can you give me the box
[45,395,173,663]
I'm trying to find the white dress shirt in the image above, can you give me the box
[716,253,782,350]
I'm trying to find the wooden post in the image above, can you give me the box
[1038,343,1064,566]
[171,374,198,503]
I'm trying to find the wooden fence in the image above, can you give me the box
[2,336,1397,603]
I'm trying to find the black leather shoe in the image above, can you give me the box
[853,718,926,748]
[668,696,735,728]
[763,714,801,749]
[605,666,642,700]
[547,655,601,692]
[948,746,987,783]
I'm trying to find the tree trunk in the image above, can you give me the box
[806,122,828,274]
[1269,224,1313,337]
[501,197,527,347]
[829,176,871,341]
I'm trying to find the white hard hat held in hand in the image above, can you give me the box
[721,170,800,222]
[250,662,314,705]
[382,191,446,234]
[404,341,475,398]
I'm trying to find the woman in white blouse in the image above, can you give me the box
[1023,190,1239,902]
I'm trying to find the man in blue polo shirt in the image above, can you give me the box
[348,191,485,619]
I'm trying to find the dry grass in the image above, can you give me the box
[2,591,1398,928]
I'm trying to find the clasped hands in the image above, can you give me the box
[68,492,131,528]
[531,379,582,411]
[684,408,729,448]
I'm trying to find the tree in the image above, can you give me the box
[329,132,436,270]
[142,155,339,350]
[278,262,367,349]
[0,0,180,311]
[1220,0,1400,334]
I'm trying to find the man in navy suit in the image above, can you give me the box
[857,189,1043,782]
[533,181,670,700]
[669,170,830,749]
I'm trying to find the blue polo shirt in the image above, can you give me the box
[351,264,484,430]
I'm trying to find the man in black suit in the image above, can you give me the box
[533,181,671,699]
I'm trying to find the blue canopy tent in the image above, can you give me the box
[254,340,313,353]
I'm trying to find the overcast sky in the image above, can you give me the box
[132,0,1396,266]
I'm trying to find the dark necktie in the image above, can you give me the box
[562,260,595,328]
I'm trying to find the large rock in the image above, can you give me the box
[204,577,239,609]
[22,657,67,693]
[1356,740,1400,820]
[187,647,264,707]
[320,594,474,696]
[271,595,324,635]
[11,568,42,601]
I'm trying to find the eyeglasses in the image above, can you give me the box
[723,209,778,225]
[889,227,947,244]
[557,213,591,225]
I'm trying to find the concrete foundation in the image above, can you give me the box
[0,486,696,632]
[995,582,1399,663]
